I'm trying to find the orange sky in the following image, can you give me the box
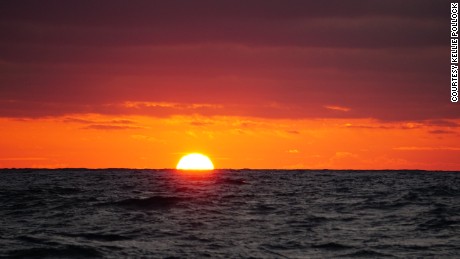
[1,114,459,170]
[0,1,459,170]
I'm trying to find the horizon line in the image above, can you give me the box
[0,168,458,172]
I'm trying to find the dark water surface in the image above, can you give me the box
[0,169,459,258]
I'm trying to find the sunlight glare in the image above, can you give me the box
[176,153,214,170]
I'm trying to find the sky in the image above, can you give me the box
[0,0,459,170]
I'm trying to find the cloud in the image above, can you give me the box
[0,157,48,161]
[0,1,446,48]
[62,117,138,126]
[0,0,454,123]
[83,124,141,130]
[343,123,393,129]
[393,146,460,151]
[62,117,95,124]
[124,102,223,110]
[324,105,351,112]
[110,119,136,124]
[428,130,457,134]
[425,120,459,127]
[124,102,178,109]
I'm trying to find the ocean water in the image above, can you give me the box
[0,169,459,258]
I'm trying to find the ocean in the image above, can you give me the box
[0,169,459,258]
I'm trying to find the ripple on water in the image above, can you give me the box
[0,169,459,258]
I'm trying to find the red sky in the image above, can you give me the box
[1,0,459,170]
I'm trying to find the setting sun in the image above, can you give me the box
[176,153,214,170]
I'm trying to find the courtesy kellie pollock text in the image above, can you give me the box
[451,3,459,102]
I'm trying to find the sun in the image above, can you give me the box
[176,153,214,170]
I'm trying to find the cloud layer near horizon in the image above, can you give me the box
[0,0,455,122]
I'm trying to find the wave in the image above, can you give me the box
[7,245,102,258]
[341,249,394,257]
[215,178,248,185]
[312,242,354,250]
[1,169,459,258]
[418,217,457,230]
[107,195,186,210]
[62,232,131,242]
[413,185,460,197]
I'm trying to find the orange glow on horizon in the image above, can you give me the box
[0,114,459,170]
